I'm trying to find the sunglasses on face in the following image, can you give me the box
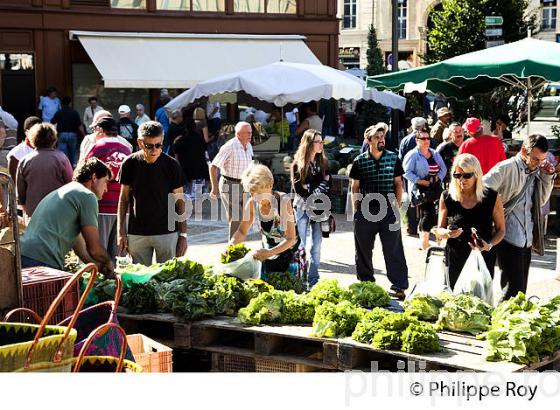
[452,172,474,180]
[143,143,163,151]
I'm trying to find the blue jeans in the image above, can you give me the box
[295,207,322,287]
[57,132,78,167]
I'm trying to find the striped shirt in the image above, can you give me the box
[212,137,253,180]
[427,155,440,176]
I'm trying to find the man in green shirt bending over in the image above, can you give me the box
[20,157,114,276]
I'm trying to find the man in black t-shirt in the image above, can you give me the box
[117,105,139,151]
[117,121,187,265]
[349,124,409,300]
[51,96,85,167]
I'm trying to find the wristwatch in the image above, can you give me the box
[179,233,188,239]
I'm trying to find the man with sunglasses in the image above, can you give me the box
[117,121,187,265]
[484,134,558,301]
[349,124,409,300]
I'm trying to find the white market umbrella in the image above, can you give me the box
[166,61,406,111]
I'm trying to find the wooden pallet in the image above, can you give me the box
[190,316,338,370]
[338,331,560,372]
[118,311,192,349]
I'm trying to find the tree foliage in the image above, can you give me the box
[424,0,537,65]
[358,25,389,138]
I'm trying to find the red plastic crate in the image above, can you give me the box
[21,267,80,325]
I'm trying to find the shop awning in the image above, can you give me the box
[70,31,321,89]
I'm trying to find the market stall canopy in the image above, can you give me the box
[366,38,560,99]
[69,31,321,88]
[166,61,406,111]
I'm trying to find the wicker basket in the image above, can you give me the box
[127,334,173,373]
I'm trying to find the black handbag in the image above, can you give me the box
[417,178,443,204]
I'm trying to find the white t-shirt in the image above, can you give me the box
[285,108,299,124]
[7,142,34,162]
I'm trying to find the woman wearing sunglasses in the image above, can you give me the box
[436,154,505,289]
[403,129,447,250]
[291,128,330,289]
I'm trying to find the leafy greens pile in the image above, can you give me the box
[480,293,560,364]
[347,282,390,308]
[404,293,449,321]
[221,243,250,264]
[237,290,315,325]
[310,300,367,338]
[435,294,493,335]
[265,271,306,294]
[351,311,440,354]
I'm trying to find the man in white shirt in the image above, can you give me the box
[0,105,18,130]
[135,104,151,126]
[210,121,253,239]
[6,116,42,182]
[83,96,104,134]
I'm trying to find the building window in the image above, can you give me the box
[342,0,357,29]
[192,0,225,11]
[542,0,557,31]
[234,0,295,13]
[111,0,146,8]
[0,54,34,71]
[157,0,190,10]
[398,0,407,39]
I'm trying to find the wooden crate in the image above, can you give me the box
[127,334,173,373]
[255,358,319,372]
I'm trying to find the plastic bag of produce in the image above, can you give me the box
[212,253,262,280]
[453,250,494,305]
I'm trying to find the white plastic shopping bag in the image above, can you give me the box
[406,247,451,301]
[211,253,262,280]
[453,250,494,305]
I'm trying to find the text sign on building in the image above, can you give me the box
[485,16,504,26]
[339,47,360,58]
[486,40,505,48]
[485,28,503,37]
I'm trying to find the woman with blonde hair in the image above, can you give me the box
[229,164,307,280]
[436,153,505,289]
[291,128,330,288]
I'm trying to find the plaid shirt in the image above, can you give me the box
[349,149,403,196]
[211,137,253,179]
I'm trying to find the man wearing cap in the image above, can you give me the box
[431,107,452,145]
[85,114,133,262]
[210,121,253,240]
[436,122,466,184]
[79,110,133,162]
[350,124,409,300]
[459,117,506,175]
[117,105,139,151]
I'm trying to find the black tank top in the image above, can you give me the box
[443,188,497,247]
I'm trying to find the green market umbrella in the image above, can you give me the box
[366,37,560,134]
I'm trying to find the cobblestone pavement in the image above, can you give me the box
[187,201,560,302]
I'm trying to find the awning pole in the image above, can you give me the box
[527,78,532,136]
